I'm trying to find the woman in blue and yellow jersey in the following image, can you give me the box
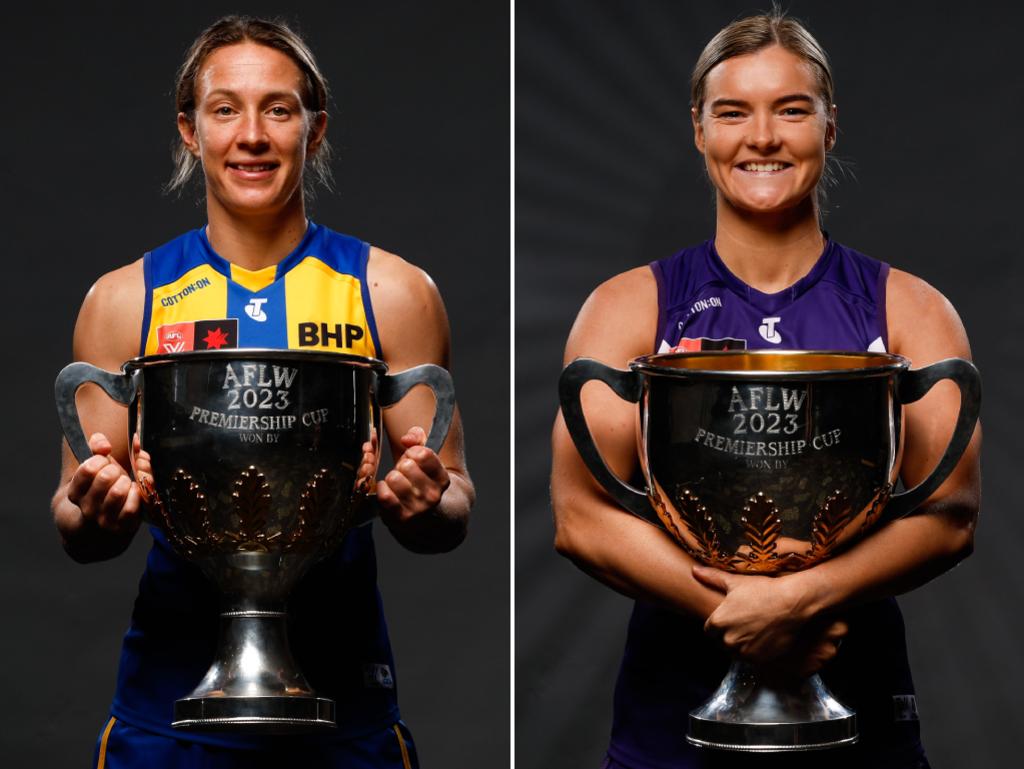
[50,16,474,769]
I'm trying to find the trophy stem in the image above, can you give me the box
[173,609,336,733]
[687,661,856,752]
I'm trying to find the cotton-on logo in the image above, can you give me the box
[689,296,722,315]
[160,277,212,307]
[759,317,782,344]
[245,297,269,322]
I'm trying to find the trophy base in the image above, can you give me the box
[172,611,336,734]
[687,663,857,752]
[173,695,336,734]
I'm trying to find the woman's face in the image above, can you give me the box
[177,42,325,217]
[692,45,835,216]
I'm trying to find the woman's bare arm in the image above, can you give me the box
[367,247,475,553]
[51,261,146,562]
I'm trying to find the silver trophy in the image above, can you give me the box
[55,350,454,733]
[559,350,980,752]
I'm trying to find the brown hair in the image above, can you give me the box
[167,15,333,196]
[690,9,834,117]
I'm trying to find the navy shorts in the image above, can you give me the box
[93,717,419,769]
[601,746,931,769]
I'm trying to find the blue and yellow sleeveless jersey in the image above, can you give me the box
[112,222,401,748]
[140,220,382,357]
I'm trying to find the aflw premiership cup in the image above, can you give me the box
[560,350,980,752]
[55,350,454,733]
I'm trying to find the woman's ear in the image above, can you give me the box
[307,111,328,155]
[692,107,706,154]
[177,112,201,157]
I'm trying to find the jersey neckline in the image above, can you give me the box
[196,219,320,290]
[705,234,836,316]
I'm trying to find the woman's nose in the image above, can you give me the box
[745,111,780,152]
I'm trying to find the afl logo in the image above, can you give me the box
[162,329,186,353]
[759,316,782,344]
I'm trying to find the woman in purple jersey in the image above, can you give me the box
[552,10,980,769]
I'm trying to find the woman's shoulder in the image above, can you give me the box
[74,259,145,365]
[366,246,439,307]
[86,259,145,303]
[885,267,968,356]
[365,246,451,367]
[886,267,959,319]
[588,265,658,306]
[566,266,658,362]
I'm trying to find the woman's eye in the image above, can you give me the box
[215,106,234,116]
[269,106,290,117]
[718,111,743,119]
[781,107,809,116]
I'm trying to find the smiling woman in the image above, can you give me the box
[50,14,474,769]
[173,46,327,243]
[550,8,980,769]
[696,46,834,220]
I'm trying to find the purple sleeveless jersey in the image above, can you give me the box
[652,238,888,354]
[606,239,929,769]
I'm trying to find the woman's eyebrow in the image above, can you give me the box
[203,88,301,102]
[708,93,817,111]
[773,93,816,106]
[708,98,750,110]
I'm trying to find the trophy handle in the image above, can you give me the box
[379,364,455,453]
[54,362,135,462]
[882,357,982,522]
[558,357,656,523]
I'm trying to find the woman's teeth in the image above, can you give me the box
[741,162,787,172]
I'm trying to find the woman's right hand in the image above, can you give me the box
[65,432,142,535]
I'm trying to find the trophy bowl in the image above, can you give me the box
[55,349,454,733]
[559,350,980,752]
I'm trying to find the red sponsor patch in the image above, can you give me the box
[156,319,238,352]
[157,322,196,353]
[202,326,230,349]
[670,337,747,352]
[672,337,704,352]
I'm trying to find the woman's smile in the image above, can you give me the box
[735,161,793,174]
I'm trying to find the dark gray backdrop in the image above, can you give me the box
[517,2,1021,768]
[1,3,508,768]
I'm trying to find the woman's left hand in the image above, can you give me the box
[377,426,451,527]
[693,564,846,674]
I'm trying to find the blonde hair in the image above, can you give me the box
[691,9,833,117]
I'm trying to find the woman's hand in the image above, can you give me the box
[693,564,847,676]
[377,426,451,528]
[65,432,143,535]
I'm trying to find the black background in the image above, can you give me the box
[1,2,508,767]
[517,2,1022,768]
